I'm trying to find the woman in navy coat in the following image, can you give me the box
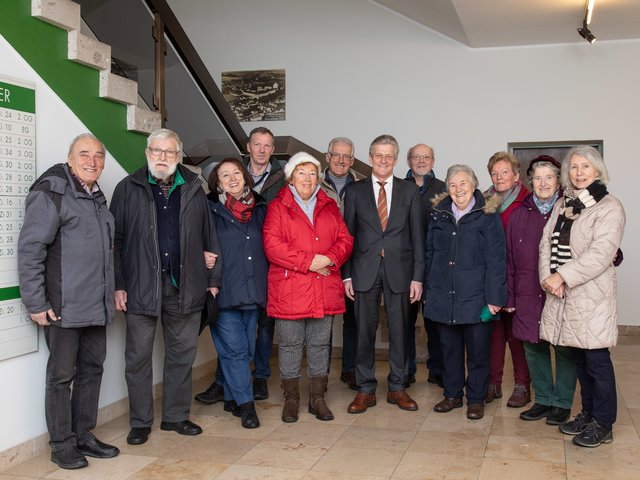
[425,164,506,420]
[205,158,268,429]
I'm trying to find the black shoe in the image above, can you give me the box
[77,437,120,458]
[427,372,444,388]
[559,411,591,435]
[126,427,151,445]
[519,403,552,421]
[224,399,240,417]
[195,382,224,404]
[340,371,358,390]
[160,420,202,436]
[239,401,260,429]
[546,406,571,426]
[404,373,416,389]
[253,378,269,400]
[50,445,88,470]
[572,419,613,447]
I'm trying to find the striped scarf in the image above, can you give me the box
[550,180,608,273]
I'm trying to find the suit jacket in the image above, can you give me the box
[342,176,424,293]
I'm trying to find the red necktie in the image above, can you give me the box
[377,181,388,231]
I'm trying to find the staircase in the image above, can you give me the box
[31,0,161,134]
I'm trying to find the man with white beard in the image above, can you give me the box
[111,128,221,445]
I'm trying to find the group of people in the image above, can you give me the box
[17,127,625,470]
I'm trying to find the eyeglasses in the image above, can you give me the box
[410,154,433,161]
[328,152,353,161]
[147,147,179,159]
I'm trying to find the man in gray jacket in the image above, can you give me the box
[18,133,119,469]
[111,128,221,446]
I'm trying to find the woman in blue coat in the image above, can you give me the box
[425,164,507,420]
[205,158,268,429]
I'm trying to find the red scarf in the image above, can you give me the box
[225,188,255,223]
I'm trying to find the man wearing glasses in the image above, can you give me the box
[404,144,446,389]
[320,137,358,389]
[343,134,424,414]
[111,128,221,445]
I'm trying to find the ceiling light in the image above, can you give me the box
[578,0,597,44]
[578,24,597,44]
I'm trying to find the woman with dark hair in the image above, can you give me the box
[539,145,625,447]
[427,164,507,420]
[505,155,576,426]
[204,157,268,429]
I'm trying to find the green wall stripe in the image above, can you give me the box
[0,80,35,113]
[1,0,147,173]
[0,286,21,301]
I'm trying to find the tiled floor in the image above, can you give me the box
[3,337,640,480]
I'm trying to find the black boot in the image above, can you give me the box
[195,381,224,404]
[238,401,260,429]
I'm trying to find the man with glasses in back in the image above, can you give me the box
[111,128,221,446]
[404,144,446,389]
[343,134,425,414]
[320,137,358,389]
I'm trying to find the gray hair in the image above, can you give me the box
[67,133,105,157]
[561,145,609,187]
[147,128,183,162]
[327,137,354,155]
[369,134,399,159]
[445,164,479,190]
[406,143,435,162]
[527,161,561,186]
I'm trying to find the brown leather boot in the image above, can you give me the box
[281,378,300,422]
[308,376,334,421]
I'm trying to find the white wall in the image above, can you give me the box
[169,0,640,326]
[0,35,216,453]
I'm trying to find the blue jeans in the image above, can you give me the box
[253,308,274,379]
[44,325,106,449]
[571,347,617,430]
[211,308,258,405]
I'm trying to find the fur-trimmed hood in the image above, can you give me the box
[431,189,501,215]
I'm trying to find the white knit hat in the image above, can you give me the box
[284,152,322,180]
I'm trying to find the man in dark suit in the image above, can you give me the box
[343,134,425,413]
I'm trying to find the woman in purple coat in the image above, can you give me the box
[505,156,576,425]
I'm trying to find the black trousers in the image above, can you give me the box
[44,324,106,449]
[354,260,409,394]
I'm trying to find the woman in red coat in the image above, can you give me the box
[263,152,353,424]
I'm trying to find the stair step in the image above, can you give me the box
[31,0,81,31]
[68,30,110,70]
[127,105,161,134]
[99,71,138,105]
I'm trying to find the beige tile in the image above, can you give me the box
[567,463,640,479]
[214,464,306,480]
[201,414,280,440]
[408,430,489,457]
[109,428,189,458]
[266,421,349,448]
[0,475,37,480]
[311,446,403,477]
[334,425,416,452]
[478,458,566,480]
[302,472,387,480]
[165,435,258,464]
[1,452,58,478]
[127,457,227,480]
[564,425,640,471]
[420,408,493,434]
[485,434,565,464]
[237,440,328,470]
[391,451,482,480]
[490,414,564,439]
[353,407,429,431]
[43,454,156,480]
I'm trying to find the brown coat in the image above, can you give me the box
[538,193,625,349]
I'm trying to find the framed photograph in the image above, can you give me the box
[508,140,603,181]
[221,69,286,122]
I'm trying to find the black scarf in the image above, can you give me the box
[549,180,608,273]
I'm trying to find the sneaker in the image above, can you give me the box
[520,403,552,421]
[194,382,224,404]
[485,384,502,403]
[507,384,531,408]
[559,411,591,435]
[253,378,269,400]
[546,406,571,426]
[572,419,613,447]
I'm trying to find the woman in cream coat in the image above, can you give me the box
[538,145,625,448]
